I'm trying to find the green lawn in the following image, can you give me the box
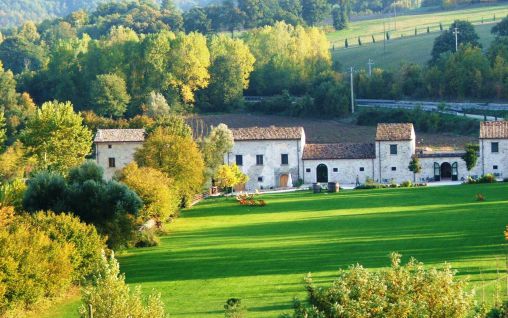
[326,3,508,45]
[332,23,496,71]
[49,183,508,317]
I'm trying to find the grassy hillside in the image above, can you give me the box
[332,23,496,71]
[46,183,508,317]
[327,3,508,46]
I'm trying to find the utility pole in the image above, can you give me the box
[367,58,374,77]
[383,21,386,53]
[350,66,355,114]
[453,27,459,52]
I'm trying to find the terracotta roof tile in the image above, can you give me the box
[375,123,414,141]
[94,129,145,143]
[231,126,303,141]
[303,143,375,160]
[480,121,508,139]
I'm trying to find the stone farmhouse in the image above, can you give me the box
[94,129,145,180]
[94,121,508,189]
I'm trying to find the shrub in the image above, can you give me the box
[79,252,168,318]
[400,180,413,187]
[0,222,73,315]
[18,211,106,283]
[283,253,475,318]
[134,228,160,248]
[224,298,246,318]
[476,193,485,202]
[468,174,497,184]
[117,163,180,222]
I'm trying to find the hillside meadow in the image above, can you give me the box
[332,23,496,70]
[47,183,508,317]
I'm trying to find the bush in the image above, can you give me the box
[0,221,73,315]
[400,180,413,187]
[23,162,143,250]
[117,163,180,222]
[283,253,475,318]
[134,228,160,248]
[467,174,497,184]
[79,252,168,318]
[224,298,246,318]
[18,211,106,283]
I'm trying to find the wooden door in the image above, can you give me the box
[280,174,289,187]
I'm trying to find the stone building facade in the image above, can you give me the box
[94,121,508,189]
[94,129,145,180]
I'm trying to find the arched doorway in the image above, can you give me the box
[316,164,328,183]
[440,162,452,180]
[279,174,289,187]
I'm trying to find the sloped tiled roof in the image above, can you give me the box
[303,143,375,160]
[375,123,414,141]
[94,129,145,143]
[480,121,508,139]
[231,126,303,141]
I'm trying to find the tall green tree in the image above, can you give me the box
[431,20,480,62]
[202,124,234,183]
[492,15,508,37]
[91,73,131,118]
[135,127,205,207]
[408,154,422,182]
[198,35,255,112]
[302,0,330,26]
[183,8,212,34]
[462,143,479,173]
[20,101,92,174]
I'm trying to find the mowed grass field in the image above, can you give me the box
[326,3,508,44]
[49,183,508,317]
[332,23,496,70]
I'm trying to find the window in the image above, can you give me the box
[258,176,263,182]
[108,144,112,149]
[360,167,365,172]
[108,158,116,168]
[492,142,499,153]
[390,144,398,155]
[494,165,499,170]
[306,168,311,173]
[391,167,396,171]
[235,155,243,166]
[281,154,289,165]
[256,155,264,165]
[333,168,338,172]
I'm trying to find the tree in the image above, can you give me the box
[20,101,92,174]
[492,15,508,37]
[202,124,234,183]
[183,8,212,34]
[462,143,479,173]
[135,127,205,207]
[0,61,18,113]
[144,91,170,117]
[23,161,143,249]
[79,252,168,318]
[431,20,480,62]
[215,164,249,191]
[302,0,330,26]
[117,162,180,222]
[0,142,31,183]
[91,74,131,118]
[0,111,5,147]
[284,253,475,318]
[408,154,422,182]
[0,36,48,74]
[332,0,350,31]
[198,35,255,112]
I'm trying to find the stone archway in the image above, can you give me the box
[316,164,328,183]
[440,162,452,180]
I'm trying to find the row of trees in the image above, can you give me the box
[0,19,345,119]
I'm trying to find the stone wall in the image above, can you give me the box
[303,159,375,185]
[374,139,415,183]
[96,142,143,180]
[480,139,508,179]
[225,139,302,190]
